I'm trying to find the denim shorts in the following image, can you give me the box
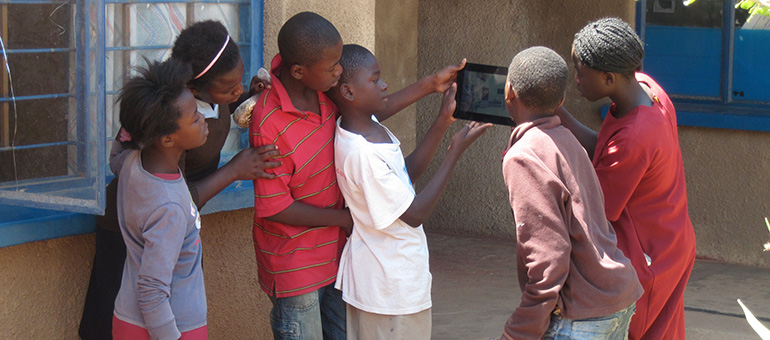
[542,302,636,340]
[269,283,346,340]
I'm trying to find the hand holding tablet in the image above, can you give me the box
[453,62,515,126]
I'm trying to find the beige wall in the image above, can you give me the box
[0,210,274,339]
[680,126,770,267]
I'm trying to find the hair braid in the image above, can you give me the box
[573,17,644,75]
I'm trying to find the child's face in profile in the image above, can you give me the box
[302,39,343,92]
[348,54,388,114]
[194,57,245,106]
[571,48,607,102]
[170,89,209,150]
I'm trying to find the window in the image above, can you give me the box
[0,0,263,215]
[637,0,770,130]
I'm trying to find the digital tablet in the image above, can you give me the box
[453,62,514,126]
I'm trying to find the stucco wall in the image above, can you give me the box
[680,126,770,267]
[0,209,274,339]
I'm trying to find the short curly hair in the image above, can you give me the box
[277,12,341,67]
[171,20,241,90]
[507,46,568,112]
[572,17,644,76]
[118,58,192,150]
[338,44,374,84]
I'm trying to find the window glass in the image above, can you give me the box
[1,0,258,215]
[0,0,105,214]
[732,5,770,103]
[643,0,724,98]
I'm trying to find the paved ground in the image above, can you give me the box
[428,231,770,340]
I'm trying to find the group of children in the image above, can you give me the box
[91,10,695,340]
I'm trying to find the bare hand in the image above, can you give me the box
[431,58,466,93]
[227,145,281,180]
[248,67,272,97]
[438,83,458,125]
[449,121,492,153]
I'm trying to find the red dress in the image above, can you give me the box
[593,73,697,340]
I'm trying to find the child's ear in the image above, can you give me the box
[188,85,200,99]
[290,64,304,80]
[160,135,175,148]
[504,81,516,103]
[603,72,616,87]
[339,83,354,102]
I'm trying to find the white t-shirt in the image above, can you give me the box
[333,116,432,315]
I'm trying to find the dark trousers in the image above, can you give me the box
[78,227,126,340]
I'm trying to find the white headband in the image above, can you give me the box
[194,35,230,79]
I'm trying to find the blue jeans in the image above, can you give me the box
[269,283,346,340]
[542,303,636,340]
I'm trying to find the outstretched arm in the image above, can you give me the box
[400,121,491,228]
[191,145,281,208]
[554,106,598,159]
[375,59,466,122]
[404,84,457,180]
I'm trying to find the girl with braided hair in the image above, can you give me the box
[556,17,696,340]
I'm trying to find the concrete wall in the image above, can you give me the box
[0,210,273,339]
[680,126,770,267]
[415,0,770,269]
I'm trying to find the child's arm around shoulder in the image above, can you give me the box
[554,106,598,159]
[374,59,466,122]
[266,202,353,235]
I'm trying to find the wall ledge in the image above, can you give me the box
[0,180,254,248]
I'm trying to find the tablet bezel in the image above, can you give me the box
[453,62,515,126]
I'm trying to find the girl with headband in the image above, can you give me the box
[79,20,280,340]
[556,17,696,340]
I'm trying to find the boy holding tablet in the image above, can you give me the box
[328,44,490,339]
[499,46,642,340]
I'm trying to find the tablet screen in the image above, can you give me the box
[453,62,514,126]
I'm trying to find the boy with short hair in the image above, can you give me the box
[327,44,490,340]
[499,46,643,340]
[250,12,468,339]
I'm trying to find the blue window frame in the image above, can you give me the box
[0,0,263,216]
[0,0,263,247]
[636,0,770,131]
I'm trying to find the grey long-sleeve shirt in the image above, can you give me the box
[112,147,207,340]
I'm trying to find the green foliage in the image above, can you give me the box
[683,0,770,18]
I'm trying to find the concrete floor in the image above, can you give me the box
[428,231,770,340]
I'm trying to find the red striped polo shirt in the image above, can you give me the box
[249,54,346,298]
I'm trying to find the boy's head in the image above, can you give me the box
[505,46,568,119]
[119,59,207,151]
[572,17,644,77]
[171,20,244,105]
[278,11,343,92]
[326,44,388,114]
